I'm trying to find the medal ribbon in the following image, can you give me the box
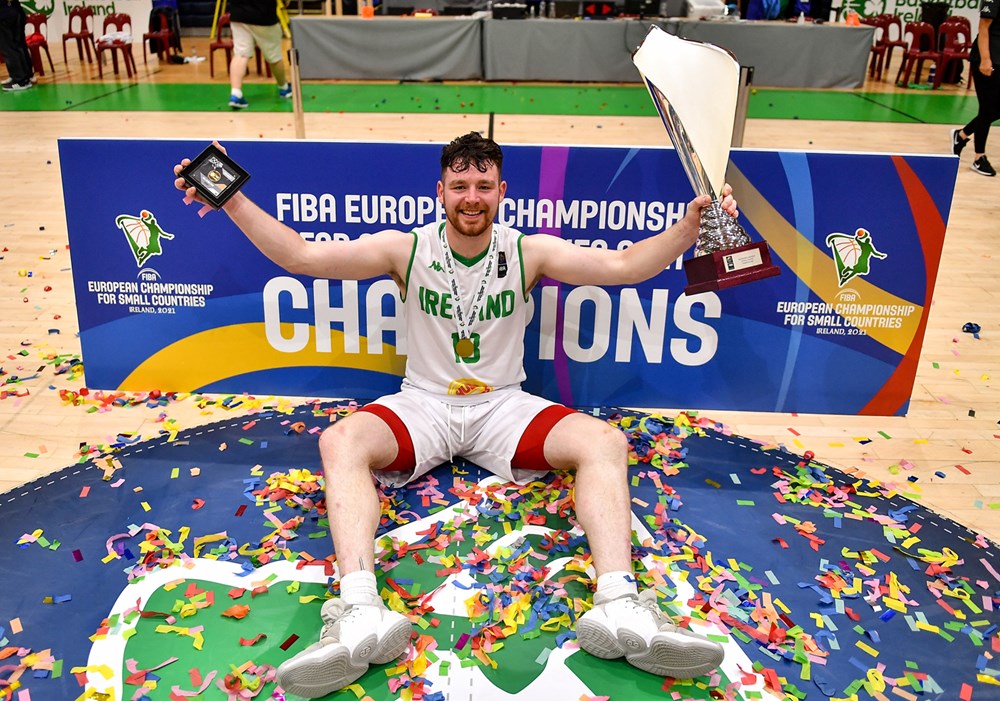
[438,222,497,345]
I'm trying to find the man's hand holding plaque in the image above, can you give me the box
[633,26,780,295]
[175,142,251,210]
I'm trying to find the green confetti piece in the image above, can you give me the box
[732,628,753,644]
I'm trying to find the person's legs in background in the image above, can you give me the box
[0,4,34,91]
[255,22,291,98]
[955,66,998,176]
[228,22,255,108]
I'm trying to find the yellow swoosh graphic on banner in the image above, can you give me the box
[118,323,406,391]
[727,163,921,356]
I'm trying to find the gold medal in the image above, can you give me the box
[456,337,475,358]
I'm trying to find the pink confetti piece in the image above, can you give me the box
[980,558,1000,583]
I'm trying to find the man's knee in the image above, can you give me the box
[318,412,398,472]
[554,413,629,468]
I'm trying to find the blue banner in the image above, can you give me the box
[60,139,957,415]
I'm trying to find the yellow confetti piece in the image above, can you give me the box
[855,640,879,657]
[70,664,115,679]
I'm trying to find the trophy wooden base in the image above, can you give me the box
[683,241,781,295]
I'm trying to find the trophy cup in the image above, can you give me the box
[633,26,780,295]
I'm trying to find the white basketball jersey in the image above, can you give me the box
[402,221,529,397]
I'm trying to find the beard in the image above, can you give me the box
[446,206,495,240]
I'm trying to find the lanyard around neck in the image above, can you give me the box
[438,222,497,343]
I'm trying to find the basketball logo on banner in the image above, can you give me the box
[825,227,888,287]
[115,210,175,268]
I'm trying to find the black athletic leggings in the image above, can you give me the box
[963,59,1000,155]
[0,3,31,84]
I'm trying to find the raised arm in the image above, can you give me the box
[522,190,735,290]
[173,149,412,284]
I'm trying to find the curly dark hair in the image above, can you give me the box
[440,132,504,178]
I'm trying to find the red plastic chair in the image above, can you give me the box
[96,13,136,78]
[209,13,271,79]
[62,5,97,64]
[25,13,55,77]
[861,15,888,80]
[142,10,175,64]
[209,12,233,78]
[895,21,941,87]
[879,14,908,76]
[936,21,971,89]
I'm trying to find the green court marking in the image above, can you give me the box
[0,81,980,124]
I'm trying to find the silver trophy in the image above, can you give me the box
[633,26,779,294]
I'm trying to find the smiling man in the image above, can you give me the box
[174,132,737,698]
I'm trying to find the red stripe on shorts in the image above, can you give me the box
[358,404,416,473]
[511,404,576,472]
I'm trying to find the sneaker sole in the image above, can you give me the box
[370,617,414,664]
[577,619,723,679]
[276,618,411,696]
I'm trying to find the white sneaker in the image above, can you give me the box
[276,598,412,697]
[576,589,724,679]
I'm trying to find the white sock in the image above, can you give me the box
[230,89,243,99]
[340,570,379,606]
[595,571,638,604]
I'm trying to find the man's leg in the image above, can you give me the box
[276,411,413,698]
[228,53,250,108]
[319,411,395,575]
[542,412,724,679]
[542,412,633,575]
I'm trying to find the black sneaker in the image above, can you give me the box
[951,129,968,156]
[972,156,996,177]
[1,80,33,92]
